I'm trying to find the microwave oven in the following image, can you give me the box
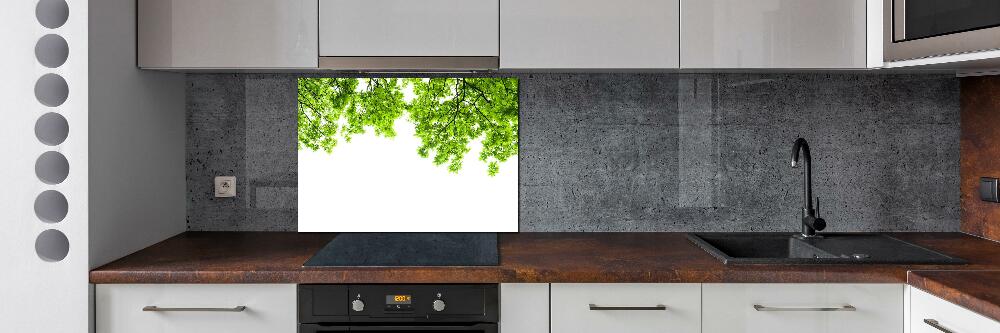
[885,0,1000,62]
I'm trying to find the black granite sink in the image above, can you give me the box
[687,233,966,265]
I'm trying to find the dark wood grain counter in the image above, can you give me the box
[90,232,1000,285]
[88,232,505,284]
[908,270,1000,322]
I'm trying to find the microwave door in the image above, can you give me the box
[896,0,1000,42]
[885,0,1000,61]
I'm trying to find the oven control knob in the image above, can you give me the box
[351,299,365,312]
[432,299,446,312]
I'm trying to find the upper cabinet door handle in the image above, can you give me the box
[589,304,667,311]
[923,319,956,333]
[142,306,247,312]
[753,304,856,312]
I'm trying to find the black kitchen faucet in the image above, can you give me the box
[791,138,826,238]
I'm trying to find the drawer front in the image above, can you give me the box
[96,284,297,333]
[703,283,903,333]
[910,287,1000,333]
[551,283,701,333]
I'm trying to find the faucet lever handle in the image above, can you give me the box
[815,196,820,218]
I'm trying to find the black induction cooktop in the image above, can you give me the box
[303,233,499,267]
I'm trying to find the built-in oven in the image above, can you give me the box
[298,284,498,333]
[885,0,1000,61]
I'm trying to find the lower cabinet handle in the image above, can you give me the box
[753,304,856,312]
[142,306,247,312]
[923,319,955,333]
[589,304,667,311]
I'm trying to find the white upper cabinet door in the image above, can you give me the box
[681,0,868,68]
[551,283,701,333]
[501,0,680,69]
[138,0,319,69]
[319,0,500,57]
[702,283,904,333]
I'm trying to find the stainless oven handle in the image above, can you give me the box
[142,306,247,312]
[753,304,856,312]
[346,323,497,331]
[589,304,667,311]
[923,319,956,333]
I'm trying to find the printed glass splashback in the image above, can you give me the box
[297,77,518,232]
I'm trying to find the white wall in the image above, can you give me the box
[88,0,186,269]
[0,0,90,331]
[1,0,185,331]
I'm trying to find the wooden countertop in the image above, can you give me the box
[908,270,1000,323]
[89,232,505,284]
[91,232,1000,284]
[89,232,1000,321]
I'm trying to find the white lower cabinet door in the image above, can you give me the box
[500,283,549,333]
[96,284,297,333]
[550,283,701,333]
[702,283,904,333]
[910,287,1000,333]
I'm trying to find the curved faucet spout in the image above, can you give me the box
[791,138,813,207]
[791,138,810,169]
[791,138,824,237]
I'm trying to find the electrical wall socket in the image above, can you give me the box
[980,177,999,202]
[215,176,236,198]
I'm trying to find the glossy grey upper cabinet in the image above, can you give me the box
[138,0,318,69]
[501,0,680,69]
[681,0,870,69]
[319,0,500,57]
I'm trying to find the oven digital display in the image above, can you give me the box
[386,295,412,305]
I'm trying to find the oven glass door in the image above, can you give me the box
[301,324,498,333]
[898,0,1000,41]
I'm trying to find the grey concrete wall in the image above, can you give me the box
[187,75,298,231]
[186,73,960,232]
